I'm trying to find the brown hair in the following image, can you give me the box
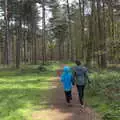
[75,60,81,66]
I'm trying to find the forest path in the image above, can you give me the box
[32,65,100,120]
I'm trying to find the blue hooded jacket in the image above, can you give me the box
[61,66,73,91]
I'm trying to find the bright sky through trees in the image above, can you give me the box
[37,0,75,28]
[0,0,91,28]
[37,0,91,28]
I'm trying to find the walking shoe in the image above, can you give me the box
[68,103,72,107]
[70,96,72,100]
[81,105,85,109]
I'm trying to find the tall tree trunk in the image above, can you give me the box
[31,26,34,64]
[16,20,22,68]
[34,29,37,64]
[91,0,96,65]
[42,0,46,64]
[50,48,53,61]
[86,15,92,66]
[81,0,85,61]
[4,0,9,65]
[58,42,61,60]
[96,0,102,67]
[16,1,22,68]
[101,0,107,68]
[108,0,115,64]
[23,27,26,63]
[78,0,82,59]
[66,0,73,60]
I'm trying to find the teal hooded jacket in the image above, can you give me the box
[61,66,74,91]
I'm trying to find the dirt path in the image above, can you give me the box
[32,67,100,120]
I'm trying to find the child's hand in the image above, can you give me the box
[57,77,61,81]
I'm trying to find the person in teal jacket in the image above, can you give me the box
[61,66,74,104]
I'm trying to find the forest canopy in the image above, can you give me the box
[0,0,120,68]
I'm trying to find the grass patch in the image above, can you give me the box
[86,70,120,120]
[0,63,60,120]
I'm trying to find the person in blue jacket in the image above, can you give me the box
[61,66,74,104]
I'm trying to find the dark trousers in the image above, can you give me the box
[64,91,72,103]
[76,85,85,105]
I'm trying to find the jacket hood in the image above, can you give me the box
[63,66,71,73]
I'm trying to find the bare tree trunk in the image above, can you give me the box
[67,0,73,60]
[108,0,115,64]
[91,0,96,65]
[4,0,9,65]
[86,15,92,66]
[16,20,22,68]
[31,23,34,64]
[96,0,101,67]
[16,1,22,68]
[34,29,37,64]
[62,42,65,60]
[42,0,46,64]
[78,0,82,59]
[101,0,107,68]
[81,0,85,61]
[58,42,61,60]
[50,48,53,61]
[23,29,26,63]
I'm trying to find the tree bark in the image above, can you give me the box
[4,0,9,65]
[16,20,22,68]
[42,0,46,64]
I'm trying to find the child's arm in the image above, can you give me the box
[60,74,64,83]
